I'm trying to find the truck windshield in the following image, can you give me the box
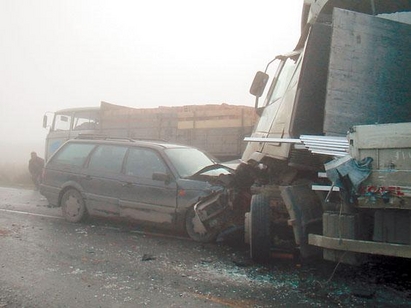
[53,114,72,131]
[52,110,100,131]
[72,110,100,131]
[266,56,298,106]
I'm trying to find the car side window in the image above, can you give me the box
[124,148,167,179]
[50,143,95,167]
[88,145,127,173]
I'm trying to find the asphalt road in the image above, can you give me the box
[1,186,411,307]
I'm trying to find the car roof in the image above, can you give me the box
[67,137,194,151]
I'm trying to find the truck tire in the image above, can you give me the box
[61,188,87,223]
[249,194,271,263]
[185,206,219,243]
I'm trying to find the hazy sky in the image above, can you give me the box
[1,0,303,163]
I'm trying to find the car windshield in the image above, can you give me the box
[164,148,218,178]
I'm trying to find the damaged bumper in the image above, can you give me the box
[192,190,230,234]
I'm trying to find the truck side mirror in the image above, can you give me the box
[43,115,48,128]
[249,71,269,98]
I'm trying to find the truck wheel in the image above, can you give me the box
[185,206,219,243]
[61,188,87,223]
[249,194,271,263]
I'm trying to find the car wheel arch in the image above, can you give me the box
[58,182,86,207]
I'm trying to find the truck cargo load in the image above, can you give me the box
[99,101,257,161]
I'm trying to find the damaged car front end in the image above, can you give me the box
[183,161,259,243]
[181,164,237,242]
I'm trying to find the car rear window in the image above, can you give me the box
[49,143,95,167]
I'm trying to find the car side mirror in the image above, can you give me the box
[152,172,171,184]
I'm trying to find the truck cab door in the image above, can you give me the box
[242,54,301,161]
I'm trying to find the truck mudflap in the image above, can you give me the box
[309,234,411,260]
[280,184,323,258]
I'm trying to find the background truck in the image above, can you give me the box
[240,0,411,265]
[43,101,257,161]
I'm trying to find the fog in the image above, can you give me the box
[1,0,303,165]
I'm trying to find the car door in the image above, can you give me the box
[119,147,177,224]
[80,144,127,217]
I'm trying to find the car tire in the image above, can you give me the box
[61,188,87,223]
[250,194,271,263]
[185,206,219,243]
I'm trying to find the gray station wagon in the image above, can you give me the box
[40,138,236,242]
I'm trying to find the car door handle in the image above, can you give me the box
[83,175,92,180]
[122,182,134,187]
